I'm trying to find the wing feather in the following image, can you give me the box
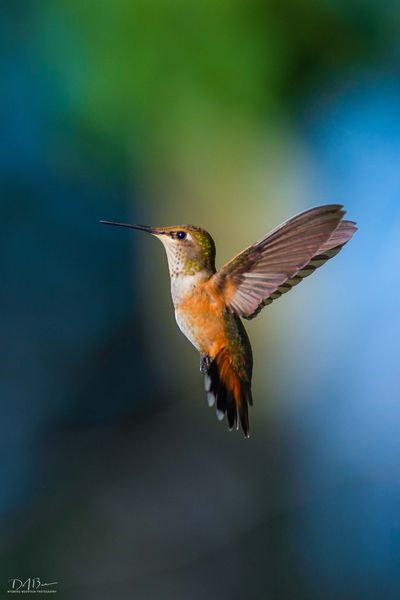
[212,205,356,319]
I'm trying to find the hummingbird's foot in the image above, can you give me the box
[200,353,212,373]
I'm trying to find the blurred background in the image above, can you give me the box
[1,1,400,598]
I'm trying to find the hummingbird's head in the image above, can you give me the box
[100,221,216,278]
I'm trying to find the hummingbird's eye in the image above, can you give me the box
[176,231,187,240]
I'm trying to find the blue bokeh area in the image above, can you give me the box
[280,76,400,597]
[1,3,400,599]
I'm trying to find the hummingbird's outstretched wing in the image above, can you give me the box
[212,205,357,320]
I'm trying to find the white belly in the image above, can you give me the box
[175,309,201,351]
[170,272,207,306]
[170,272,213,352]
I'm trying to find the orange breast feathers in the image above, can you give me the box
[175,280,229,358]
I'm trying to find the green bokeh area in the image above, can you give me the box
[40,0,388,154]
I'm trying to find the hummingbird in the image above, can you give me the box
[100,204,356,438]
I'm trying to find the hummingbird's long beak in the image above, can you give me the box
[99,220,161,234]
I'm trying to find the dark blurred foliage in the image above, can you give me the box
[1,2,400,599]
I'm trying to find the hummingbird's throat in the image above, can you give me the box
[158,236,215,278]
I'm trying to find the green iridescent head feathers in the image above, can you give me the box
[154,224,216,277]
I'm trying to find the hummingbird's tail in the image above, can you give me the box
[205,349,252,438]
